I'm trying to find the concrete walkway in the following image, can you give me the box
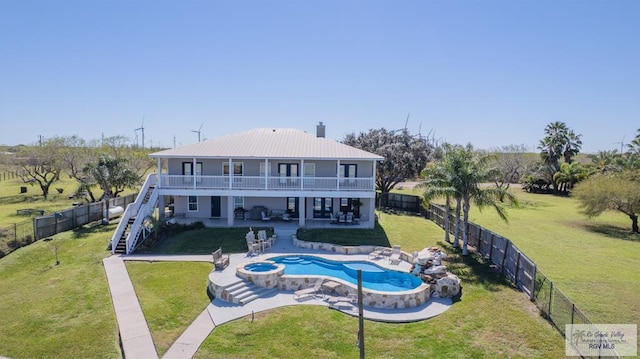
[103,256,158,359]
[104,229,453,359]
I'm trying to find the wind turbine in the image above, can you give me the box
[135,117,145,148]
[192,123,203,142]
[613,135,625,153]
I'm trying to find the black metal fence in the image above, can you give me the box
[0,220,35,258]
[426,203,619,359]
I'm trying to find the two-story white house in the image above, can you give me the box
[110,123,383,254]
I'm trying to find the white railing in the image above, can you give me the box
[126,188,158,254]
[158,175,374,191]
[110,173,157,254]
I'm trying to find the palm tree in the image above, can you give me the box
[563,130,583,164]
[417,143,462,245]
[553,162,588,194]
[456,149,518,255]
[589,150,621,174]
[417,163,454,244]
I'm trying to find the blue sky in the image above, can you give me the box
[1,0,638,153]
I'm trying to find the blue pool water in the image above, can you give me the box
[269,255,422,292]
[244,262,278,272]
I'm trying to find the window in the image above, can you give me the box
[313,197,333,218]
[339,164,357,178]
[182,162,203,184]
[188,196,198,211]
[279,163,299,186]
[234,196,244,210]
[287,197,299,217]
[223,162,243,176]
[339,198,360,217]
[304,163,315,177]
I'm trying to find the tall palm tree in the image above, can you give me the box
[563,130,583,164]
[417,143,463,245]
[456,149,518,255]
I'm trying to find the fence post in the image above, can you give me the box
[14,223,17,242]
[488,234,494,258]
[548,281,553,319]
[32,217,37,240]
[514,251,521,284]
[530,264,536,301]
[501,240,510,273]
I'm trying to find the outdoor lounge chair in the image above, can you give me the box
[389,245,402,265]
[346,212,353,224]
[327,294,357,309]
[293,279,324,300]
[212,247,230,270]
[368,246,387,259]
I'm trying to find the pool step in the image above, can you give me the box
[224,280,279,305]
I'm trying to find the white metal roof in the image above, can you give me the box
[149,128,384,160]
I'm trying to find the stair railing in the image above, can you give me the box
[110,173,157,254]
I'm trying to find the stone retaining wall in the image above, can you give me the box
[292,236,415,263]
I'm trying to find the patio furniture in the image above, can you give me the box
[368,246,387,259]
[212,247,230,270]
[330,212,338,224]
[326,294,357,309]
[346,212,353,224]
[248,242,261,256]
[389,245,402,265]
[338,212,346,224]
[294,279,325,300]
[261,211,272,221]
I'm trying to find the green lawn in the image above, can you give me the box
[127,261,213,356]
[125,213,565,358]
[0,223,120,359]
[461,191,640,330]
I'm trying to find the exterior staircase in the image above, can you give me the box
[113,185,156,254]
[222,280,279,305]
[113,217,136,254]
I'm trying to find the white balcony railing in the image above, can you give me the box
[159,175,374,191]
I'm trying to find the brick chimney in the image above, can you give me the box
[316,121,326,138]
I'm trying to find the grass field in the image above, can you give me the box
[3,176,636,357]
[0,223,120,359]
[129,213,566,358]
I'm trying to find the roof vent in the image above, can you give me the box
[316,121,326,138]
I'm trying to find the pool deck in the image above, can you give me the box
[107,229,453,359]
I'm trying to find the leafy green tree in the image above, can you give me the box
[343,128,435,193]
[589,150,622,174]
[84,154,139,223]
[573,174,640,233]
[14,138,65,200]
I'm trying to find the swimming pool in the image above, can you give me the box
[269,255,422,292]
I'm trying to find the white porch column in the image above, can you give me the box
[229,158,233,189]
[337,159,341,191]
[264,159,269,190]
[298,197,306,227]
[227,195,234,227]
[300,159,304,190]
[372,160,377,191]
[158,194,166,221]
[156,158,162,188]
[192,158,197,189]
[367,198,375,229]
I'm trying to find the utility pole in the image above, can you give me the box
[357,269,365,358]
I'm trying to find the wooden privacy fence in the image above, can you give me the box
[427,203,536,298]
[376,192,422,213]
[426,203,619,359]
[33,194,137,240]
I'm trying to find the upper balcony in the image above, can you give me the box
[158,175,375,192]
